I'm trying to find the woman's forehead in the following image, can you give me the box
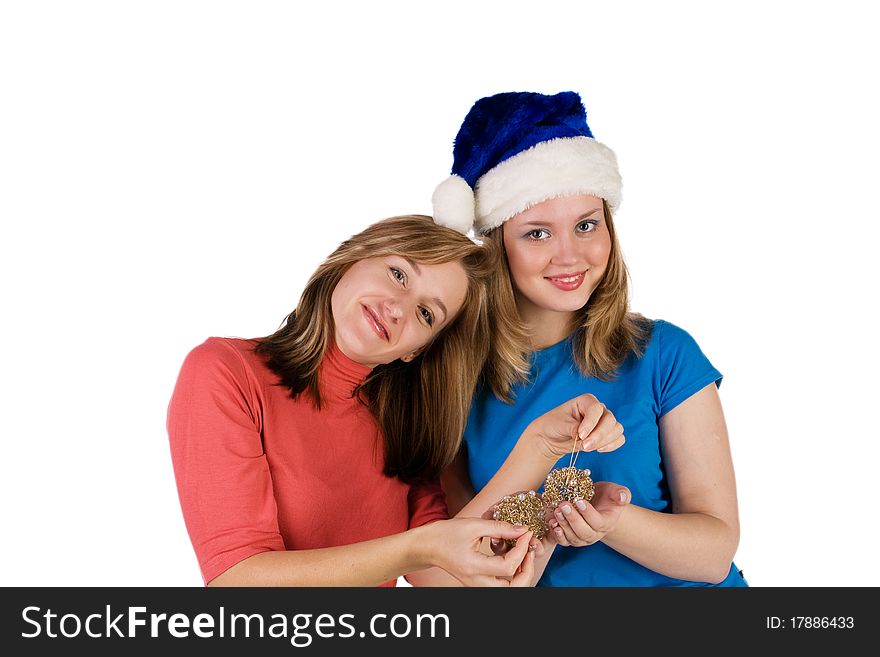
[509,194,604,225]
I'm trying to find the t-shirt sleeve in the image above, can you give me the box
[654,320,723,418]
[407,478,450,528]
[167,338,285,584]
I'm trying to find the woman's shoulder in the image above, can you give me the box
[186,336,256,360]
[645,319,701,349]
[180,337,263,378]
[634,318,714,370]
[642,318,718,376]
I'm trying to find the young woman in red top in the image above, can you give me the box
[168,215,624,586]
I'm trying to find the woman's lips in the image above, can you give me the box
[362,304,390,341]
[545,271,586,291]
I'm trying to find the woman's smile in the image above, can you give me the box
[545,271,587,291]
[361,303,390,341]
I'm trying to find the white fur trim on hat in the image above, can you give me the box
[473,137,622,233]
[432,174,476,235]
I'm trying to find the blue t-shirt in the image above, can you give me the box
[464,320,747,587]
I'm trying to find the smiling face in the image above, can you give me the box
[330,255,469,368]
[502,194,611,341]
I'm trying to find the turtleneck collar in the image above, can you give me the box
[319,341,373,403]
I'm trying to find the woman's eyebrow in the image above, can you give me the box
[432,298,448,323]
[403,257,422,276]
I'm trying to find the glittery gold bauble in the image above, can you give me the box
[541,467,595,508]
[492,490,548,541]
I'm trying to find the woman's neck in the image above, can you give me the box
[518,303,576,351]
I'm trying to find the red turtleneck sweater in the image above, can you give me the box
[167,338,449,585]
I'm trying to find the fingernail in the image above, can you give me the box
[561,505,572,514]
[549,519,558,528]
[575,500,587,510]
[583,439,595,451]
[619,491,628,503]
[513,524,526,530]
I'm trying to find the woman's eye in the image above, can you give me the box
[526,229,549,240]
[577,220,598,233]
[390,267,406,283]
[419,306,434,326]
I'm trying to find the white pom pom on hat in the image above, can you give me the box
[431,174,476,235]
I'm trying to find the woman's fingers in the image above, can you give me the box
[597,433,626,452]
[572,500,606,533]
[591,482,631,511]
[575,395,605,442]
[529,536,546,558]
[485,519,529,541]
[551,524,571,547]
[472,530,532,578]
[552,503,590,546]
[499,531,532,571]
[581,412,623,452]
[562,501,598,542]
[509,549,535,587]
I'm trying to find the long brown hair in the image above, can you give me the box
[256,215,498,483]
[483,199,652,397]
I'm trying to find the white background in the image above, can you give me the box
[2,1,877,587]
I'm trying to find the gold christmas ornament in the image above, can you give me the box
[541,466,595,508]
[492,490,548,541]
[491,433,596,544]
[541,429,595,508]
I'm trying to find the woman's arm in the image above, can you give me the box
[170,340,535,588]
[210,517,534,587]
[587,383,740,583]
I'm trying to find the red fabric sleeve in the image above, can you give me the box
[407,478,450,529]
[167,338,285,584]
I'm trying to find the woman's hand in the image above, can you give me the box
[547,481,631,547]
[481,500,547,557]
[420,517,535,586]
[526,393,625,460]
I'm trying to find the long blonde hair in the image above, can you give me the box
[483,199,652,398]
[256,215,497,483]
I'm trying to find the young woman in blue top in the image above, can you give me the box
[431,91,747,586]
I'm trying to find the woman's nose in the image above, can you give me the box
[382,297,404,321]
[551,233,579,265]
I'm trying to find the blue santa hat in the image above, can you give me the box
[432,91,622,235]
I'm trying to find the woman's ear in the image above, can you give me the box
[401,350,420,363]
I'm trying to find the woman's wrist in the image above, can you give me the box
[405,522,440,572]
[516,421,561,465]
